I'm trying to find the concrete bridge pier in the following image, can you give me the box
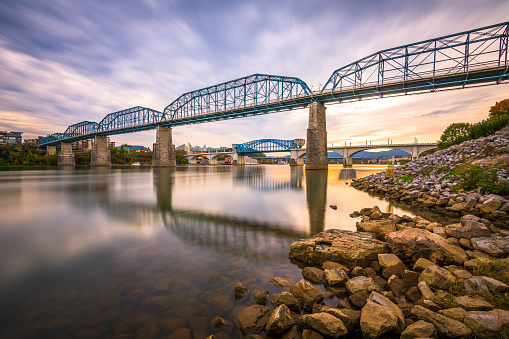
[91,135,111,166]
[58,142,75,166]
[232,152,245,165]
[306,102,328,170]
[411,145,419,160]
[47,145,57,155]
[153,127,176,167]
[290,149,304,166]
[343,156,353,168]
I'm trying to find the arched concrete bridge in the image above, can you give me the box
[186,140,437,167]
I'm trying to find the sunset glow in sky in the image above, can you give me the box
[1,1,508,148]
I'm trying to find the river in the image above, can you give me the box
[0,165,450,338]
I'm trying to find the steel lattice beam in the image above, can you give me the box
[234,139,301,153]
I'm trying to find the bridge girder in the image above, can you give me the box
[234,138,300,154]
[320,21,509,98]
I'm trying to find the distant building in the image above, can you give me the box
[176,144,190,154]
[0,131,22,145]
[23,138,39,145]
[117,145,151,153]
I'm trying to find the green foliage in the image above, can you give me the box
[0,144,56,166]
[398,174,414,183]
[176,150,188,165]
[439,162,509,195]
[385,161,394,178]
[75,152,90,165]
[489,98,509,119]
[469,115,509,139]
[437,122,471,149]
[470,259,509,285]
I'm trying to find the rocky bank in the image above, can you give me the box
[350,129,509,228]
[218,207,509,339]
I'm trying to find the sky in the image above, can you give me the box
[0,0,508,148]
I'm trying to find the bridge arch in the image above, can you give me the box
[235,138,303,153]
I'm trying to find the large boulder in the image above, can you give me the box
[464,276,509,294]
[234,305,271,336]
[400,320,437,339]
[453,296,494,311]
[464,309,509,338]
[265,304,294,335]
[418,265,457,290]
[296,313,348,338]
[479,197,503,214]
[378,253,409,279]
[356,219,397,239]
[445,220,491,239]
[290,279,324,311]
[385,228,468,266]
[289,230,390,268]
[345,276,379,295]
[470,236,509,257]
[360,292,404,339]
[411,305,471,338]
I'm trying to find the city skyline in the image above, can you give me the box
[1,1,508,148]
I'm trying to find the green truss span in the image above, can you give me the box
[39,21,509,146]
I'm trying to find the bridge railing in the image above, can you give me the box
[321,21,509,95]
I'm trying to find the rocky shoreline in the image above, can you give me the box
[214,207,509,339]
[350,129,509,228]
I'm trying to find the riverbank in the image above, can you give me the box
[350,128,509,228]
[226,206,509,338]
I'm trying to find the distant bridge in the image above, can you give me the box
[185,140,437,166]
[38,22,508,169]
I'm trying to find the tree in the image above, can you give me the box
[489,98,509,119]
[176,150,188,165]
[437,122,471,149]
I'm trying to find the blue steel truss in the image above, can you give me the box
[319,21,509,100]
[38,22,509,147]
[163,74,312,123]
[234,139,301,153]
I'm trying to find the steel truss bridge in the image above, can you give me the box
[234,139,302,153]
[39,22,509,146]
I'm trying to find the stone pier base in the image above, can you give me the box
[152,127,176,167]
[47,145,57,155]
[91,136,111,166]
[306,102,328,170]
[58,142,75,166]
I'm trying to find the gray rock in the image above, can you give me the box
[453,296,494,311]
[345,276,378,294]
[266,304,294,335]
[356,219,397,239]
[471,236,509,257]
[400,320,437,339]
[385,228,468,266]
[464,309,509,338]
[326,308,361,332]
[302,267,326,284]
[464,276,509,294]
[413,258,435,272]
[479,197,503,214]
[437,307,467,322]
[324,269,348,286]
[297,313,348,338]
[419,265,457,290]
[235,305,271,336]
[253,290,270,305]
[289,230,391,268]
[417,281,441,304]
[360,291,405,339]
[378,253,409,279]
[290,279,324,311]
[411,305,471,338]
[445,220,491,239]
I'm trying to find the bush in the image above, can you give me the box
[439,162,509,195]
[489,98,509,119]
[385,162,394,178]
[469,115,509,139]
[398,174,414,183]
[437,122,471,149]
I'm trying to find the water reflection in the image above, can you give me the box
[339,168,357,180]
[233,165,304,191]
[305,170,328,234]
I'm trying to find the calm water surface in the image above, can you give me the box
[0,165,446,338]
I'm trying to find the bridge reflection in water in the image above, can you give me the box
[152,166,326,261]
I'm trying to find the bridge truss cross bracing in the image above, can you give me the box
[234,139,302,154]
[39,22,509,147]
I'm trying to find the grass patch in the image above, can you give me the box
[398,174,414,183]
